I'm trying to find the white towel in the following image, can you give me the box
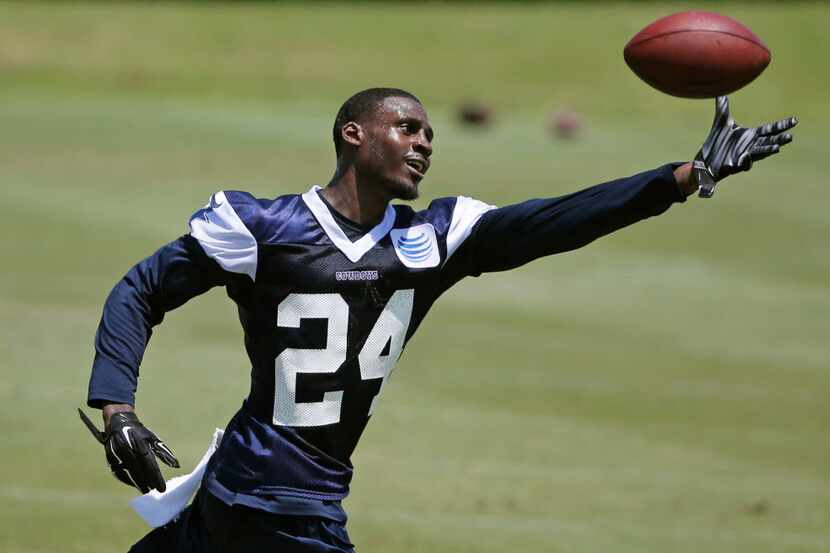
[130,428,224,528]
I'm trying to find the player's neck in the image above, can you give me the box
[323,169,390,227]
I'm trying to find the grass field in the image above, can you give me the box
[1,2,828,552]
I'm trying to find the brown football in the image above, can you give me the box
[624,11,771,98]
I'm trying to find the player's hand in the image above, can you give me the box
[78,408,180,493]
[693,96,797,198]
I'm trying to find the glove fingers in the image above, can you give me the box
[712,96,731,129]
[151,440,181,469]
[755,133,793,147]
[111,466,146,492]
[737,151,753,171]
[118,468,150,493]
[132,437,167,493]
[106,439,148,492]
[101,413,177,494]
[750,144,780,162]
[715,96,730,118]
[757,116,798,136]
[143,425,180,468]
[108,427,165,493]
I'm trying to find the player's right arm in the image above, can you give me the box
[84,191,260,492]
[83,235,232,492]
[88,235,230,409]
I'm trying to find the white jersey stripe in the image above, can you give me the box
[445,196,496,260]
[189,191,258,281]
[302,186,397,263]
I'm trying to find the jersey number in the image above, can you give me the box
[273,290,414,427]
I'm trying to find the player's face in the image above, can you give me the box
[359,97,433,201]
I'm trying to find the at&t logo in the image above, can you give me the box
[390,224,440,268]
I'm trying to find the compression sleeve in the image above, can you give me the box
[444,163,686,279]
[87,235,229,408]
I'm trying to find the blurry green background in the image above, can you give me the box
[1,2,827,552]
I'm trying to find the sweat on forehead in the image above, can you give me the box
[377,95,425,114]
[332,88,422,155]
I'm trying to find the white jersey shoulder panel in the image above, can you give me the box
[188,191,258,281]
[446,196,496,259]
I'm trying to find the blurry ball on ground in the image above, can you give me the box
[457,101,492,127]
[550,108,582,139]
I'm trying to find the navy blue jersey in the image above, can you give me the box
[88,164,685,516]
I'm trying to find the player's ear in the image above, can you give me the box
[341,122,363,148]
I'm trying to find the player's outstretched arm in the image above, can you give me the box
[440,99,796,284]
[692,96,797,198]
[442,163,688,280]
[79,406,179,493]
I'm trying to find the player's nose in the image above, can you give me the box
[414,131,432,158]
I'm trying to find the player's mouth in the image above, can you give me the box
[404,155,429,180]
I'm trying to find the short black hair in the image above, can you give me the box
[332,87,422,157]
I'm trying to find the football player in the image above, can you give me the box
[82,88,796,552]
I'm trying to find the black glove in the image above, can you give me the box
[79,408,179,493]
[693,96,797,198]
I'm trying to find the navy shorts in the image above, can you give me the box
[129,490,355,553]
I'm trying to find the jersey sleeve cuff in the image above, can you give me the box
[87,354,137,408]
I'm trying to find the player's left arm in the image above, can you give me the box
[442,162,687,280]
[442,96,797,280]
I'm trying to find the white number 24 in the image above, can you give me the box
[273,290,414,427]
